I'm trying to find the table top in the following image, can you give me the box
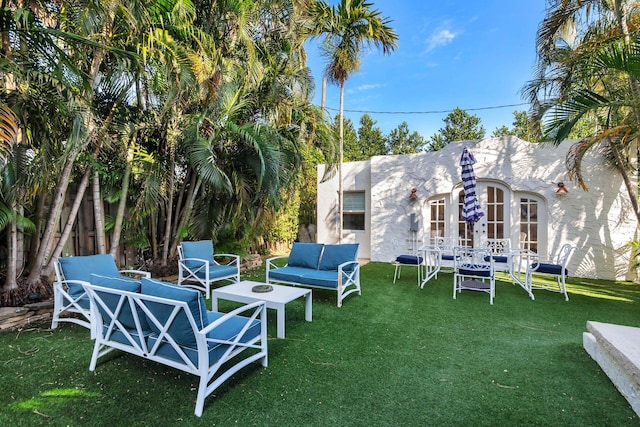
[213,280,311,304]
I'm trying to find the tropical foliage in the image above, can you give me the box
[0,0,339,302]
[523,0,640,226]
[428,107,486,151]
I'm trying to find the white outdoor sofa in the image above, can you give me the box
[266,242,360,307]
[83,276,268,417]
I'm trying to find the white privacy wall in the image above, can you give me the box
[317,136,636,281]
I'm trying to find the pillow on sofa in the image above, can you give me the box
[90,274,146,330]
[141,278,209,348]
[319,244,359,271]
[287,242,324,269]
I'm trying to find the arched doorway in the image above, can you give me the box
[424,181,546,253]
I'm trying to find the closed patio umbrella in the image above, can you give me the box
[460,147,484,224]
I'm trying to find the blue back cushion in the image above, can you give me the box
[288,242,324,269]
[59,255,120,298]
[90,274,147,330]
[140,278,209,348]
[319,244,359,271]
[181,240,215,269]
[59,254,120,283]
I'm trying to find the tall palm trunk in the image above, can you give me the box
[110,155,132,259]
[161,154,175,266]
[93,168,107,254]
[613,0,640,224]
[5,206,18,290]
[170,175,201,258]
[338,80,344,243]
[26,145,84,285]
[44,166,93,275]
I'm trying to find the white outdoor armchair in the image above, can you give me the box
[525,243,577,301]
[178,240,240,299]
[52,254,150,335]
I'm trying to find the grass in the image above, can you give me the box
[1,262,639,426]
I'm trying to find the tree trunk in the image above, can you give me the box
[161,154,175,266]
[110,157,132,258]
[4,210,18,291]
[26,147,82,285]
[93,168,107,254]
[16,205,24,276]
[613,0,640,229]
[170,174,201,258]
[151,212,158,259]
[44,165,92,275]
[609,138,640,224]
[338,80,344,243]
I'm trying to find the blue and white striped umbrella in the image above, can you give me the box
[460,148,484,224]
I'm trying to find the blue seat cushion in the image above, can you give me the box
[148,311,261,365]
[532,263,567,276]
[441,254,456,261]
[268,266,310,283]
[90,274,148,331]
[319,244,359,271]
[58,254,120,298]
[298,270,340,289]
[141,278,209,348]
[459,264,492,277]
[485,255,508,263]
[181,240,215,270]
[287,242,323,269]
[194,264,238,280]
[395,255,424,265]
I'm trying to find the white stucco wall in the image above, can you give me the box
[317,136,636,281]
[317,160,372,259]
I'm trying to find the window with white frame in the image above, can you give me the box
[519,197,539,252]
[428,198,446,238]
[343,191,365,231]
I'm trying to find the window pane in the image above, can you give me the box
[343,191,365,211]
[344,213,365,230]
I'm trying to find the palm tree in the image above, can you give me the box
[307,0,397,242]
[525,0,640,129]
[541,36,640,224]
[523,0,640,226]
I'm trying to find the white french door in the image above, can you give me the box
[456,183,510,247]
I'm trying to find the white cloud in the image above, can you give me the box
[424,28,457,54]
[347,83,385,94]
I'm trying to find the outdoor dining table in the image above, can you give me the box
[418,244,537,299]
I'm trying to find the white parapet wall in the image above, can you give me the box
[583,321,640,416]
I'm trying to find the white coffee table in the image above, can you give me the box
[211,281,312,338]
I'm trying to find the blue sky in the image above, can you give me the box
[304,1,547,139]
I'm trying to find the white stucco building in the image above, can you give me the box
[316,136,637,281]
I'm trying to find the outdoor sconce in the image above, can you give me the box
[556,182,568,194]
[409,188,418,201]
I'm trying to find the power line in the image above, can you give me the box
[322,102,530,115]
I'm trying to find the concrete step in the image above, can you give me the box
[583,320,640,416]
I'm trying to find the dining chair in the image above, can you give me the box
[392,239,424,287]
[453,247,495,304]
[525,243,577,301]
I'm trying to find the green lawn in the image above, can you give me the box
[1,262,639,426]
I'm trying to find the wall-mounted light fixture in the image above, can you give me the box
[556,182,568,194]
[409,188,418,201]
